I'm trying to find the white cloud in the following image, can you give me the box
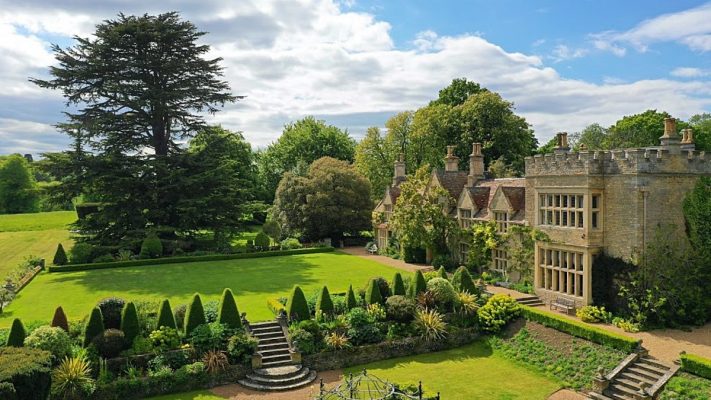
[671,67,711,78]
[550,44,588,62]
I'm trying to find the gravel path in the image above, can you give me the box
[339,246,434,273]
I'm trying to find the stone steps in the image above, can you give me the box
[516,296,545,307]
[588,354,678,400]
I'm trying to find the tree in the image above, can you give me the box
[6,318,26,347]
[184,294,206,336]
[262,220,282,243]
[83,308,104,347]
[156,299,177,330]
[217,288,242,330]
[258,116,356,202]
[606,110,687,149]
[430,77,486,107]
[683,177,711,265]
[120,302,140,346]
[487,157,518,178]
[273,157,372,242]
[355,127,398,201]
[392,273,406,296]
[51,306,70,332]
[688,113,711,152]
[409,270,427,298]
[451,266,478,294]
[0,154,39,214]
[53,244,68,266]
[286,286,310,321]
[365,279,384,305]
[315,286,334,316]
[575,123,608,150]
[346,285,358,310]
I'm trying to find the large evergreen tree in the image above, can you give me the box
[0,154,39,214]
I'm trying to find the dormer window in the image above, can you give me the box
[494,211,508,232]
[459,208,472,228]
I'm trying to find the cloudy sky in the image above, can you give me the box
[1,0,711,156]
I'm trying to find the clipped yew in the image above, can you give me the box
[392,272,406,296]
[184,293,206,336]
[316,286,334,315]
[452,266,478,294]
[365,279,383,305]
[157,299,177,329]
[52,243,68,265]
[217,288,242,330]
[437,266,448,280]
[6,318,26,347]
[286,286,310,321]
[410,270,427,298]
[83,307,105,347]
[346,285,358,310]
[50,306,69,332]
[120,302,139,346]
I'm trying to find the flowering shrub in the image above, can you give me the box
[477,294,520,333]
[576,306,612,323]
[149,326,181,352]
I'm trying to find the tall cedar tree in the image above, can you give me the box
[31,13,240,244]
[217,288,242,330]
[51,306,70,332]
[157,299,177,329]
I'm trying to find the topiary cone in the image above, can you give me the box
[218,288,242,330]
[365,279,383,305]
[346,285,358,310]
[286,286,310,322]
[157,299,177,329]
[120,302,139,347]
[6,318,26,347]
[83,307,105,347]
[410,270,427,298]
[452,266,478,294]
[50,306,69,332]
[437,266,448,280]
[392,272,406,296]
[53,243,68,266]
[315,286,334,315]
[184,293,206,336]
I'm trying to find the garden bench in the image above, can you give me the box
[367,244,378,254]
[550,297,576,315]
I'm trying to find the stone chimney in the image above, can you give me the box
[393,153,406,185]
[444,145,459,172]
[660,117,681,148]
[681,128,696,151]
[553,132,570,154]
[467,142,485,187]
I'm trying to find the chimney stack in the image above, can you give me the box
[660,117,681,148]
[553,132,570,154]
[467,142,485,187]
[444,145,459,172]
[681,128,696,151]
[393,153,406,185]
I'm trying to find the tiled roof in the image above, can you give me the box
[469,177,526,219]
[434,170,469,200]
[502,187,526,211]
[469,187,491,210]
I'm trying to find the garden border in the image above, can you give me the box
[47,247,334,272]
[680,352,711,379]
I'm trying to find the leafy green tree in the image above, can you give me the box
[6,318,26,347]
[430,77,486,107]
[688,113,711,151]
[0,154,39,214]
[184,293,206,336]
[487,157,518,178]
[606,110,687,149]
[392,273,406,296]
[355,127,399,201]
[575,123,608,150]
[273,157,372,242]
[53,244,68,266]
[315,286,334,316]
[156,299,177,330]
[536,137,558,155]
[286,286,310,321]
[684,177,711,264]
[217,288,242,330]
[120,302,139,346]
[365,279,384,305]
[262,220,282,243]
[83,308,104,347]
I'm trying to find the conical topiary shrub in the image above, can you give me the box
[315,286,334,315]
[217,288,242,330]
[410,270,427,298]
[6,318,26,347]
[120,302,139,347]
[84,307,105,347]
[286,286,310,322]
[346,285,358,310]
[365,279,383,305]
[53,243,68,266]
[51,306,69,332]
[184,293,206,336]
[452,266,478,294]
[437,266,448,280]
[157,299,177,330]
[392,272,406,296]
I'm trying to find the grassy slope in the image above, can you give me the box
[0,211,76,232]
[343,341,562,400]
[0,252,402,327]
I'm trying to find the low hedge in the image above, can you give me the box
[520,306,641,353]
[680,352,711,379]
[0,347,52,400]
[267,298,286,316]
[48,247,335,272]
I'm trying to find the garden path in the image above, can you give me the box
[339,246,434,273]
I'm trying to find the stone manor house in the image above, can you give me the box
[373,118,711,306]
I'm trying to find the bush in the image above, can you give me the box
[431,254,454,270]
[437,266,448,279]
[267,298,286,316]
[280,237,302,250]
[139,234,163,259]
[51,355,95,400]
[325,332,350,350]
[287,286,311,322]
[93,329,125,358]
[174,305,187,330]
[346,285,358,311]
[121,302,140,347]
[392,273,406,296]
[414,308,447,341]
[611,317,640,333]
[190,322,228,354]
[576,305,612,323]
[316,286,334,316]
[184,293,206,336]
[521,306,641,352]
[478,294,521,333]
[51,306,70,332]
[409,270,427,298]
[156,300,177,330]
[289,328,317,355]
[203,300,219,323]
[93,254,115,263]
[372,277,391,299]
[69,243,94,264]
[24,326,72,361]
[217,288,242,330]
[97,297,125,330]
[148,326,181,352]
[226,334,258,365]
[385,295,416,323]
[451,266,478,294]
[426,278,457,306]
[254,231,270,249]
[6,319,26,347]
[83,308,105,347]
[365,279,384,305]
[53,243,68,266]
[0,347,52,400]
[681,353,711,380]
[346,308,383,346]
[149,350,190,371]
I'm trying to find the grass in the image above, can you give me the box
[343,341,562,400]
[0,252,402,327]
[660,372,711,400]
[0,210,76,232]
[148,391,224,400]
[231,224,262,249]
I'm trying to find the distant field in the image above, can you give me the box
[0,210,76,232]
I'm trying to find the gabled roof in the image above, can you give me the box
[389,186,402,205]
[502,187,525,211]
[433,170,469,200]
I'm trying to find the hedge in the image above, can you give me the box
[521,306,641,353]
[48,247,335,272]
[266,298,286,316]
[0,347,52,400]
[680,352,711,379]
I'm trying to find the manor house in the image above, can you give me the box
[373,118,711,306]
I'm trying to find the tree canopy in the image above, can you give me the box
[0,154,39,214]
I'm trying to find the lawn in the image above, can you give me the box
[0,252,402,327]
[148,392,222,400]
[0,210,76,232]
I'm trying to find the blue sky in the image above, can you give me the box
[1,0,711,156]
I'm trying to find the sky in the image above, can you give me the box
[1,0,711,157]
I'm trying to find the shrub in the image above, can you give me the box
[346,308,383,346]
[174,304,187,330]
[478,294,521,333]
[148,326,181,352]
[51,355,94,400]
[437,266,448,279]
[267,298,286,316]
[287,286,311,322]
[372,277,391,299]
[612,317,640,333]
[53,244,68,266]
[451,266,478,294]
[93,329,125,358]
[97,297,125,330]
[409,270,427,298]
[426,278,458,308]
[414,308,447,341]
[0,347,52,400]
[6,319,26,347]
[455,291,479,315]
[190,322,228,354]
[521,306,641,352]
[93,254,115,263]
[392,273,406,296]
[156,299,177,330]
[226,334,258,365]
[24,326,72,361]
[51,306,70,332]
[346,285,358,311]
[680,353,711,380]
[149,350,190,371]
[139,234,163,259]
[83,308,105,347]
[385,295,416,323]
[217,288,242,330]
[289,328,317,355]
[254,231,270,249]
[203,300,219,323]
[280,237,302,250]
[365,279,384,305]
[576,305,612,323]
[325,332,350,350]
[367,303,386,321]
[120,302,140,347]
[202,349,228,374]
[69,243,93,264]
[316,286,334,316]
[184,293,206,336]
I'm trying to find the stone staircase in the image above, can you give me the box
[237,320,317,391]
[588,353,678,400]
[516,295,544,307]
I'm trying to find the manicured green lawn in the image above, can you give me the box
[0,252,402,327]
[148,391,224,400]
[343,341,563,400]
[0,210,76,232]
